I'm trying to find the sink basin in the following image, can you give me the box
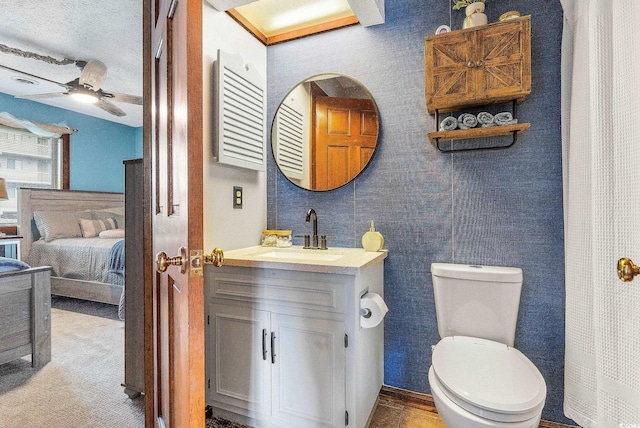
[258,250,345,262]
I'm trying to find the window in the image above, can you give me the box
[0,127,68,225]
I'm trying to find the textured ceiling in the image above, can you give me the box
[0,0,143,127]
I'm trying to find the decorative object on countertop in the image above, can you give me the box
[494,111,518,126]
[362,220,384,252]
[260,230,292,247]
[439,116,458,131]
[477,111,495,127]
[457,113,478,129]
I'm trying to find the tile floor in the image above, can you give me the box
[369,388,445,428]
[370,387,577,428]
[369,399,446,428]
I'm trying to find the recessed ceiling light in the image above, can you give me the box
[234,0,355,37]
[11,76,39,85]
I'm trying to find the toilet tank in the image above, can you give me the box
[431,263,523,346]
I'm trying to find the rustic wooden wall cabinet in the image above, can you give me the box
[425,15,532,148]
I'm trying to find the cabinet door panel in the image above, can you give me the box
[271,314,345,427]
[425,31,475,113]
[207,303,271,416]
[476,18,531,100]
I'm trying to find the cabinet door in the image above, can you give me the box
[475,17,531,102]
[207,303,271,417]
[425,30,476,114]
[271,314,346,427]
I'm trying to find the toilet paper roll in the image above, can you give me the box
[360,292,388,329]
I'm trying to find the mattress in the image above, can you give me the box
[27,237,124,286]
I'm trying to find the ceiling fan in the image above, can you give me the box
[0,60,142,117]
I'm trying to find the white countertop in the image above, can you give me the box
[221,245,388,274]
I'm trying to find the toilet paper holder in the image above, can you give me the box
[360,308,372,318]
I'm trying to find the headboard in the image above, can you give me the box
[18,188,124,260]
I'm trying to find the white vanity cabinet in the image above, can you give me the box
[205,246,387,428]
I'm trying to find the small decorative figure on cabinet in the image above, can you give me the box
[452,0,488,29]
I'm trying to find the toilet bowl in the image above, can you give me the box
[428,336,546,428]
[428,263,547,427]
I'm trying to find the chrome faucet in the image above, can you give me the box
[305,208,318,248]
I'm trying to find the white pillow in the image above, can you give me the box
[34,210,91,242]
[79,218,117,238]
[99,228,125,239]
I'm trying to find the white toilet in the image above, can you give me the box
[428,263,547,428]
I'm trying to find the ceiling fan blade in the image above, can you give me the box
[79,60,107,90]
[107,92,143,105]
[15,92,68,100]
[96,98,126,117]
[0,63,69,89]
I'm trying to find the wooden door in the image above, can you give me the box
[425,30,475,114]
[148,0,205,426]
[313,97,378,191]
[476,17,531,101]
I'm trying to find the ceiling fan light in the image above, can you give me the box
[70,88,99,104]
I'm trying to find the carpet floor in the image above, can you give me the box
[0,296,144,428]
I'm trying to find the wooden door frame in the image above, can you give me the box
[142,0,154,426]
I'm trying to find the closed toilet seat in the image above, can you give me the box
[431,336,546,423]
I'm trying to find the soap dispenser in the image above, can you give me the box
[362,220,384,252]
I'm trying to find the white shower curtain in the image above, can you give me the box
[561,0,640,426]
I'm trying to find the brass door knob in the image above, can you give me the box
[617,257,640,282]
[156,247,188,274]
[203,248,224,267]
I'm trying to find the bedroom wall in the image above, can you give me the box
[0,92,141,192]
[266,0,570,424]
[202,1,267,251]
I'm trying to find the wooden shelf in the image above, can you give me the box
[428,123,530,143]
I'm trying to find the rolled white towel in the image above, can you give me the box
[477,111,495,127]
[495,111,518,126]
[439,116,458,131]
[457,113,478,129]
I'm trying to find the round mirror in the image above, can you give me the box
[271,74,380,191]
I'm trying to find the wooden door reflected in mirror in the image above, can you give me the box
[271,74,380,191]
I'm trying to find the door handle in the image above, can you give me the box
[156,247,188,274]
[618,258,640,282]
[203,248,224,267]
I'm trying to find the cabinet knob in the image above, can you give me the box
[467,61,475,68]
[475,60,484,67]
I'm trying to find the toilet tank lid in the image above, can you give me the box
[431,263,522,283]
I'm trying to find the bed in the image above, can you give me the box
[0,261,52,368]
[18,188,125,307]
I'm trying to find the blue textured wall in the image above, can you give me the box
[267,0,570,423]
[0,92,141,192]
